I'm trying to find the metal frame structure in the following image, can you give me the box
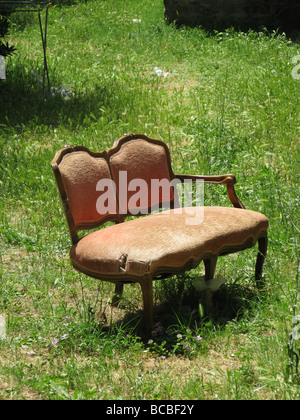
[0,1,51,93]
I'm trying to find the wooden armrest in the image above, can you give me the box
[175,173,236,184]
[174,174,245,209]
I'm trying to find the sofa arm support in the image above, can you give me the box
[175,174,245,209]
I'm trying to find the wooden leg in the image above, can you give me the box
[202,256,218,315]
[255,233,268,288]
[111,282,124,307]
[204,256,218,282]
[139,276,153,335]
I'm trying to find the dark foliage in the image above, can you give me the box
[0,12,15,58]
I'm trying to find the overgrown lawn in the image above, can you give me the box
[0,0,299,400]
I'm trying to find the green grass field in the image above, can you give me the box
[0,0,299,400]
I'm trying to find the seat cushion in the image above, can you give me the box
[70,206,268,278]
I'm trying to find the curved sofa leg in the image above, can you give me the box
[202,256,218,315]
[255,233,268,288]
[204,256,218,282]
[111,282,124,307]
[139,276,153,335]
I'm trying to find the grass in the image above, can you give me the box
[0,0,299,400]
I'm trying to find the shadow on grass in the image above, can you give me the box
[0,64,124,130]
[96,274,267,356]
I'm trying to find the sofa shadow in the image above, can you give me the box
[100,277,265,347]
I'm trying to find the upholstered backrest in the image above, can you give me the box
[109,135,175,217]
[51,135,176,243]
